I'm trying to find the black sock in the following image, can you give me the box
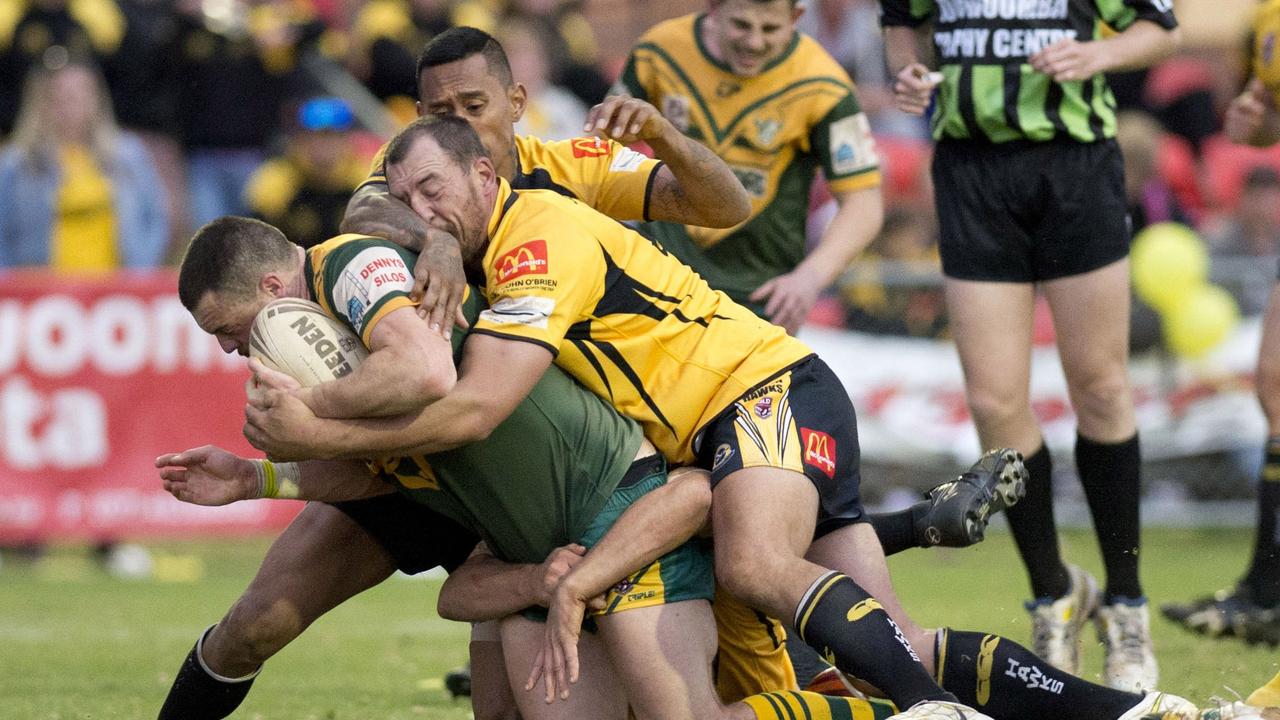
[937,628,1142,720]
[869,508,918,556]
[1004,444,1069,598]
[794,572,954,710]
[158,626,258,720]
[1246,438,1280,607]
[1076,433,1143,600]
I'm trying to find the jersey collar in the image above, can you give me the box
[693,12,801,78]
[486,177,520,241]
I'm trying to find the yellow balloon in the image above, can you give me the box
[1131,222,1209,313]
[1163,284,1240,359]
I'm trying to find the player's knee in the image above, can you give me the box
[220,593,306,666]
[966,385,1030,430]
[714,545,781,607]
[1069,372,1131,427]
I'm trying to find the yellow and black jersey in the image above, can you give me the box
[1251,0,1280,105]
[360,133,664,221]
[470,179,812,465]
[617,13,880,305]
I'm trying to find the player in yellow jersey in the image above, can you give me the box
[242,116,1218,720]
[614,0,884,334]
[1161,0,1280,667]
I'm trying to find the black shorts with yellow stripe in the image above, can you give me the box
[697,356,865,538]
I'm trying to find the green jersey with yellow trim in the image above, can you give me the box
[303,233,644,564]
[881,0,1177,144]
[618,13,881,308]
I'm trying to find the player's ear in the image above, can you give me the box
[792,1,805,23]
[473,155,497,188]
[509,82,527,122]
[260,272,286,298]
[415,100,424,118]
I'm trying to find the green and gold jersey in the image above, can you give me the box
[1250,0,1280,106]
[360,133,664,221]
[881,0,1177,144]
[470,180,813,465]
[303,233,644,564]
[617,13,880,306]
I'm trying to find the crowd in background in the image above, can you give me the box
[0,0,1276,344]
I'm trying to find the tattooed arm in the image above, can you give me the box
[584,95,751,228]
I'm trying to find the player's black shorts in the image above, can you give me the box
[932,138,1130,282]
[696,356,864,539]
[330,493,478,574]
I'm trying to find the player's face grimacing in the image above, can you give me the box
[385,134,494,266]
[191,291,271,356]
[416,54,527,176]
[707,0,802,76]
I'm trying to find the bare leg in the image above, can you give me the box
[500,615,627,720]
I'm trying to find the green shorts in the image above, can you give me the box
[523,454,714,624]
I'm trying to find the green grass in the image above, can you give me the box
[1,528,1275,718]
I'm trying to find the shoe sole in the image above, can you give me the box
[964,449,1029,543]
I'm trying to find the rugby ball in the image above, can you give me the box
[249,298,368,387]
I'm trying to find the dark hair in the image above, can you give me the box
[416,26,513,88]
[385,115,490,171]
[178,217,296,310]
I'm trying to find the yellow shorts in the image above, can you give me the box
[712,585,798,703]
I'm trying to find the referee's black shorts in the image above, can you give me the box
[932,137,1130,283]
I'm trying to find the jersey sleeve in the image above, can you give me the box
[539,137,663,221]
[355,143,390,191]
[1096,0,1177,32]
[614,50,649,101]
[315,238,417,346]
[470,217,604,355]
[809,91,882,194]
[880,0,935,28]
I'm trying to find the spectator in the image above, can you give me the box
[0,0,125,136]
[1207,166,1280,258]
[839,208,946,337]
[506,0,609,107]
[503,18,587,141]
[0,58,168,270]
[244,97,368,249]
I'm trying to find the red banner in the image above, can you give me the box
[0,271,302,542]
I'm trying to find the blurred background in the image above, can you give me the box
[0,0,1273,553]
[2,1,1278,716]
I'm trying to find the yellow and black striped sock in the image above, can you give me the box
[794,571,953,709]
[742,690,896,719]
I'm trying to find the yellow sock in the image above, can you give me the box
[1247,670,1280,707]
[741,689,897,719]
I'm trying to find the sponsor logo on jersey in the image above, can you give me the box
[494,240,549,283]
[478,296,555,330]
[754,396,773,419]
[571,137,609,158]
[754,117,781,146]
[609,147,647,173]
[346,297,365,327]
[731,166,768,198]
[716,79,741,97]
[712,443,735,472]
[801,428,837,479]
[829,113,878,176]
[662,95,691,133]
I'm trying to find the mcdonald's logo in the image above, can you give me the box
[571,136,610,158]
[493,240,549,283]
[801,428,836,479]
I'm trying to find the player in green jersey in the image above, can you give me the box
[614,0,885,334]
[883,0,1179,692]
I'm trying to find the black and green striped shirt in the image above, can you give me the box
[880,0,1177,143]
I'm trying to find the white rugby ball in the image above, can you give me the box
[249,298,368,387]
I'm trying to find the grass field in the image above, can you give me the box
[2,527,1277,719]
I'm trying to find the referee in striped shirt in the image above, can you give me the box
[881,0,1178,694]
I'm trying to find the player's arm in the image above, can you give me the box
[1030,19,1179,82]
[156,445,392,504]
[281,303,457,419]
[751,186,883,334]
[882,0,942,116]
[438,542,595,622]
[342,180,468,336]
[244,334,552,460]
[588,94,751,228]
[530,467,713,700]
